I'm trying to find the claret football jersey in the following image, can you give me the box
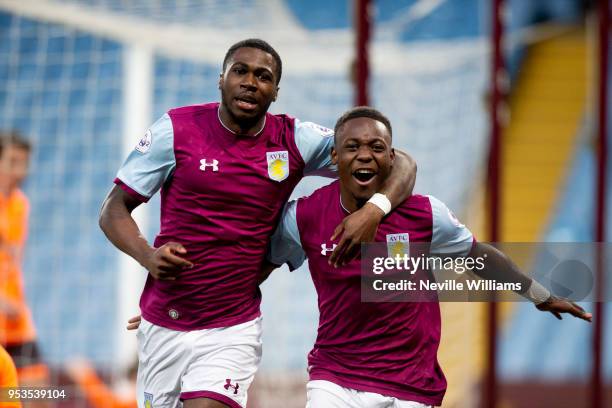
[269,181,474,406]
[115,102,335,330]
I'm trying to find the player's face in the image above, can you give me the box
[219,47,279,126]
[332,117,394,204]
[0,145,30,194]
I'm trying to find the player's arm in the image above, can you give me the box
[330,150,416,267]
[99,113,192,281]
[429,195,591,322]
[468,243,591,322]
[296,120,417,267]
[260,200,306,285]
[99,187,192,280]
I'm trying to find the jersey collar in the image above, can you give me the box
[217,106,266,137]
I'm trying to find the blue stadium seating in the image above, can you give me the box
[0,12,122,364]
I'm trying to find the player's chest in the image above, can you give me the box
[171,135,301,199]
[307,219,432,281]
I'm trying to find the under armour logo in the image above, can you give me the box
[200,159,219,172]
[320,243,337,256]
[224,379,239,395]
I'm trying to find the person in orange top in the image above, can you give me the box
[0,344,22,408]
[0,132,47,386]
[65,358,137,408]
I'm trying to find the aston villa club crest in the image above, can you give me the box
[386,233,409,258]
[144,392,154,408]
[266,151,289,182]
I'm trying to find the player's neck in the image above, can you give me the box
[217,106,266,137]
[339,188,367,214]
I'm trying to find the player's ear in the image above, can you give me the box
[390,148,395,166]
[218,73,223,90]
[331,146,338,165]
[272,86,279,102]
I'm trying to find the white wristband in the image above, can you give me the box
[367,193,392,215]
[524,280,551,305]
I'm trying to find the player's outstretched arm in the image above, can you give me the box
[330,150,416,267]
[469,243,592,322]
[99,186,193,281]
[535,296,591,321]
[379,149,417,206]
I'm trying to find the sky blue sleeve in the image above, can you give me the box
[116,113,176,199]
[294,119,337,177]
[428,195,474,256]
[268,201,307,271]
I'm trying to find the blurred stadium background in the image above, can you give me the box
[0,0,610,407]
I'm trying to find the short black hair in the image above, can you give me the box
[334,106,392,143]
[0,130,31,156]
[223,39,282,84]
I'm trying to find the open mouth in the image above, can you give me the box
[235,96,258,111]
[352,168,377,184]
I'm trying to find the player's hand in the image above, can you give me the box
[143,242,193,280]
[535,296,592,322]
[329,203,384,268]
[126,315,142,330]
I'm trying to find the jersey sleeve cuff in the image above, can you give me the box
[265,255,304,272]
[114,178,151,203]
[287,260,300,272]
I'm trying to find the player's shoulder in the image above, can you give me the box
[297,181,339,209]
[399,194,433,211]
[305,180,339,200]
[383,194,433,223]
[425,195,465,227]
[293,182,338,229]
[264,114,332,136]
[267,110,295,121]
[293,119,334,139]
[263,111,296,130]
[167,102,218,117]
[422,194,451,213]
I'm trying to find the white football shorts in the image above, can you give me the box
[306,380,434,408]
[136,316,262,408]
